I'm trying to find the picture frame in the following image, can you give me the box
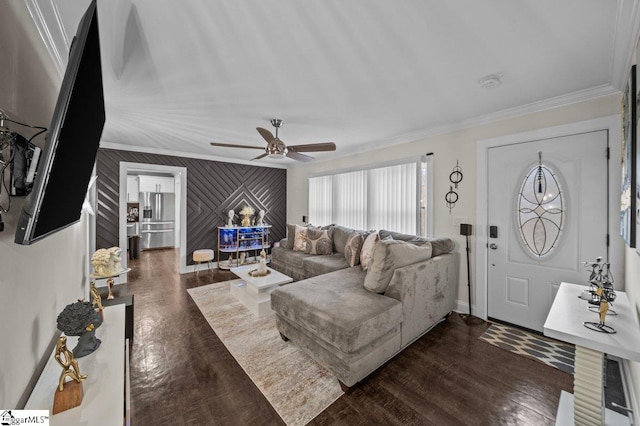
[621,64,636,248]
[126,203,139,223]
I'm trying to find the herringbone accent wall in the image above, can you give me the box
[95,149,286,264]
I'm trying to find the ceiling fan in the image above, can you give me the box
[210,119,336,162]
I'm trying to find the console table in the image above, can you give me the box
[217,225,271,269]
[25,304,130,425]
[544,282,640,426]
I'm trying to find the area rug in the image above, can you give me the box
[188,280,343,426]
[479,322,575,374]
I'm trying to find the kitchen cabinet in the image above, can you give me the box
[138,175,175,193]
[126,175,139,202]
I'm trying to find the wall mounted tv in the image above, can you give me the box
[15,0,104,245]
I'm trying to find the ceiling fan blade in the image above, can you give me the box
[286,151,314,162]
[210,142,264,150]
[256,127,276,143]
[287,142,336,153]
[251,152,269,160]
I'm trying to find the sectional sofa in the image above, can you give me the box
[270,225,459,391]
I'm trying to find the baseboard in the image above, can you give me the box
[454,299,477,316]
[183,261,220,274]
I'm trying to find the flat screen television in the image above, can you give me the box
[15,0,104,245]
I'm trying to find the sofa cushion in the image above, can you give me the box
[344,233,364,267]
[360,231,379,270]
[378,229,454,257]
[270,246,314,270]
[364,239,433,293]
[271,268,402,353]
[331,225,356,254]
[303,253,350,277]
[305,227,333,255]
[283,224,297,249]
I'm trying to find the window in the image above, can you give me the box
[308,156,432,235]
[517,163,565,258]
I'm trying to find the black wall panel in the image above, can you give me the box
[95,149,287,265]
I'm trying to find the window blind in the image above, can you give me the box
[309,159,422,234]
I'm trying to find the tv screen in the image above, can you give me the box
[15,0,104,245]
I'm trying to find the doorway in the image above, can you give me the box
[487,130,607,331]
[118,162,188,279]
[475,116,624,329]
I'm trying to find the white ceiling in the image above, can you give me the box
[26,0,640,166]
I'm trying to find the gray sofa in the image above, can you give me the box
[270,226,459,391]
[270,224,355,281]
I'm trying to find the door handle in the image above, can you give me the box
[489,243,498,250]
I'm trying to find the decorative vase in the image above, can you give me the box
[241,215,251,227]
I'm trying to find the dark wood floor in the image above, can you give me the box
[108,249,572,425]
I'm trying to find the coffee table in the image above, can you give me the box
[230,265,293,317]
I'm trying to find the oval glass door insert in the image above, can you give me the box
[517,163,565,258]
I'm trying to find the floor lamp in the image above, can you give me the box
[460,223,483,324]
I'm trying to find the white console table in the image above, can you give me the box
[544,282,640,426]
[25,304,129,425]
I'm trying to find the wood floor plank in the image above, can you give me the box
[108,248,571,425]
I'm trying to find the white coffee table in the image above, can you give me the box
[230,265,293,317]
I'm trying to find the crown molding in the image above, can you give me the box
[99,141,288,169]
[610,0,640,90]
[23,0,70,77]
[317,84,621,163]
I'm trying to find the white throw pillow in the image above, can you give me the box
[364,239,433,293]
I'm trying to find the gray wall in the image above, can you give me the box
[95,149,287,264]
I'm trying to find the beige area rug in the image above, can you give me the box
[188,280,343,426]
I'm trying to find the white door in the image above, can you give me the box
[487,130,608,331]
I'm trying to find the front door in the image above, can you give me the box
[487,130,609,331]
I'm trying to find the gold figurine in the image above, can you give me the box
[90,281,103,311]
[55,336,87,392]
[596,287,609,325]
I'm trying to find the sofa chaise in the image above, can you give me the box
[270,225,459,391]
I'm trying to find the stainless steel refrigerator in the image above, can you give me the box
[140,192,175,250]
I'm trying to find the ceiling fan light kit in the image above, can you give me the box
[210,119,336,162]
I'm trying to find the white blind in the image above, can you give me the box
[333,170,367,230]
[308,175,333,226]
[368,163,417,234]
[308,160,420,234]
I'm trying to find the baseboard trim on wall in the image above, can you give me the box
[454,300,478,317]
[184,262,221,275]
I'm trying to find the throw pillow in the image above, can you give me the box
[305,227,333,255]
[331,225,359,254]
[293,224,310,252]
[359,231,379,270]
[344,233,364,267]
[363,239,433,293]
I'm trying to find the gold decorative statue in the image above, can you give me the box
[596,287,609,325]
[239,205,255,227]
[55,336,87,392]
[90,281,103,311]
